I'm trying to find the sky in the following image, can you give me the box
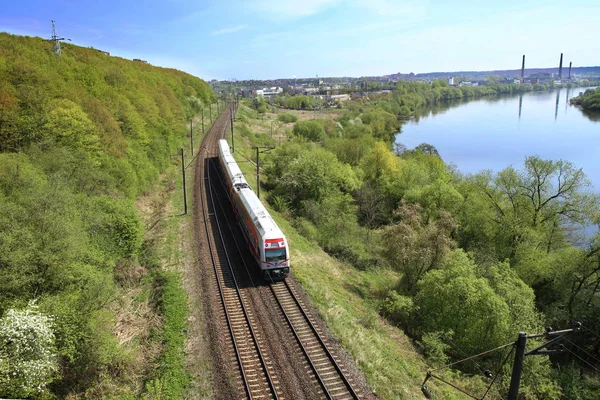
[1,0,599,80]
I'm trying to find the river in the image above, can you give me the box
[395,87,600,191]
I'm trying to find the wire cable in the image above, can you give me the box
[562,338,600,366]
[581,324,600,341]
[427,373,480,400]
[410,307,490,374]
[481,344,515,399]
[562,346,600,374]
[432,341,515,373]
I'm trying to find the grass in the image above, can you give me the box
[143,270,188,399]
[229,103,487,399]
[133,117,215,399]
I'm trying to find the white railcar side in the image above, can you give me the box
[218,140,290,280]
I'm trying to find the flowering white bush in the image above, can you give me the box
[0,302,58,398]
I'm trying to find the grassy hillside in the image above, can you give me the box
[0,32,215,398]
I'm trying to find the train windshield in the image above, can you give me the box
[265,248,286,262]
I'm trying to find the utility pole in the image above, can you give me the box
[421,325,582,400]
[255,147,260,199]
[508,325,581,400]
[253,146,273,200]
[189,120,194,157]
[230,104,235,153]
[508,332,527,400]
[202,108,205,135]
[181,148,187,215]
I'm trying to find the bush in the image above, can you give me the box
[278,113,298,123]
[293,120,325,142]
[257,104,268,114]
[420,331,450,367]
[0,303,58,398]
[380,290,414,326]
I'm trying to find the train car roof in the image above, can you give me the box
[219,140,248,187]
[218,140,285,241]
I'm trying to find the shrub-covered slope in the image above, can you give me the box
[0,32,214,398]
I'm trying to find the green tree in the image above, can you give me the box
[415,250,512,355]
[382,201,457,293]
[292,120,326,142]
[43,98,100,152]
[267,143,359,209]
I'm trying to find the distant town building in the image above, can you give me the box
[327,94,350,102]
[448,77,455,85]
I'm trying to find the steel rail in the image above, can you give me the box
[200,106,278,399]
[208,156,359,400]
[206,157,279,399]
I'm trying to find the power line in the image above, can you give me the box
[562,337,600,366]
[581,324,600,341]
[422,341,515,399]
[46,20,71,56]
[562,346,600,374]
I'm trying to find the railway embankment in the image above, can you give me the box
[227,103,469,399]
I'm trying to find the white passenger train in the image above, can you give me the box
[217,139,290,280]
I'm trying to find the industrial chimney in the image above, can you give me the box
[521,55,525,81]
[568,62,572,79]
[558,53,563,80]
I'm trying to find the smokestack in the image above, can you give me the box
[521,55,525,80]
[568,62,572,79]
[558,53,563,80]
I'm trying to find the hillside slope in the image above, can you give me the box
[0,32,215,398]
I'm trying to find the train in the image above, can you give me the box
[217,139,290,280]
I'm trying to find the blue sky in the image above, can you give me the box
[1,0,599,80]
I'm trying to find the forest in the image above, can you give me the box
[244,81,600,398]
[0,32,214,398]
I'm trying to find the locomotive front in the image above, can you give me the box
[261,233,289,280]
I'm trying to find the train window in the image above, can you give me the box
[265,248,286,262]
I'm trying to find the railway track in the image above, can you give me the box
[269,280,360,400]
[197,102,363,399]
[198,104,281,399]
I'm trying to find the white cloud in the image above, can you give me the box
[211,24,248,36]
[247,0,341,19]
[349,0,427,17]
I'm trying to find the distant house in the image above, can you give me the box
[448,77,455,85]
[133,59,148,63]
[327,94,350,102]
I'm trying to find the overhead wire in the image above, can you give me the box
[561,346,600,374]
[562,337,600,365]
[431,342,515,373]
[409,306,491,375]
[424,340,516,399]
[580,324,600,341]
[480,344,515,399]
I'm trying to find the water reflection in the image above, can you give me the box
[581,109,600,122]
[518,95,523,119]
[408,87,600,124]
[555,89,560,121]
[396,87,600,192]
